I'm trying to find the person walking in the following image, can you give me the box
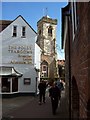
[56,79,64,91]
[55,79,64,99]
[49,81,60,115]
[38,80,47,105]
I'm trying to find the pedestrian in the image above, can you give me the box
[56,79,64,91]
[49,81,60,115]
[38,80,47,105]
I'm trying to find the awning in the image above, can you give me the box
[0,66,23,77]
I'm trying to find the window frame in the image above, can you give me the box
[21,26,26,38]
[24,78,31,85]
[48,26,52,37]
[42,65,48,77]
[12,25,17,37]
[42,65,47,72]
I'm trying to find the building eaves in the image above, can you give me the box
[0,66,23,77]
[0,15,37,35]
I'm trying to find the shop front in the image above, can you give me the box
[0,66,22,94]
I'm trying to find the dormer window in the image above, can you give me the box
[48,26,52,37]
[13,26,17,37]
[21,26,26,37]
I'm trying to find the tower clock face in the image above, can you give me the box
[46,40,50,45]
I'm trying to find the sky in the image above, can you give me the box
[1,1,68,60]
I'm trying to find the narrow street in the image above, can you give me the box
[2,90,69,119]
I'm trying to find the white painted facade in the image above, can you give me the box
[0,15,41,95]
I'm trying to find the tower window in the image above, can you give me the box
[39,30,41,35]
[12,26,17,37]
[42,65,47,71]
[21,26,26,37]
[48,26,52,36]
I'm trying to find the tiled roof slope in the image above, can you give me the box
[0,20,12,32]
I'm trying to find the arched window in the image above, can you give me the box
[48,26,52,37]
[41,60,48,78]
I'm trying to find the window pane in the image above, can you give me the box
[22,26,26,37]
[24,78,31,85]
[43,65,47,71]
[13,26,17,37]
[48,26,52,36]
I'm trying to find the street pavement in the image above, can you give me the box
[1,90,69,119]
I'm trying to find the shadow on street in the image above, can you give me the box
[2,90,69,119]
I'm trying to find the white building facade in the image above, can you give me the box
[0,15,41,96]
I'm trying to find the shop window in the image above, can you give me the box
[21,26,26,37]
[2,78,10,92]
[12,26,17,37]
[12,78,18,92]
[24,78,31,85]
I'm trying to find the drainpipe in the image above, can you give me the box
[68,15,72,120]
[64,8,72,119]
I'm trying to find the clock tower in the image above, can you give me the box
[36,15,58,80]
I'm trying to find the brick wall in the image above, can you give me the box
[70,2,90,118]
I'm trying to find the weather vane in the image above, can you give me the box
[45,7,48,16]
[43,7,48,16]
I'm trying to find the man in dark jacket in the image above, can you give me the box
[49,82,60,115]
[38,80,46,105]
